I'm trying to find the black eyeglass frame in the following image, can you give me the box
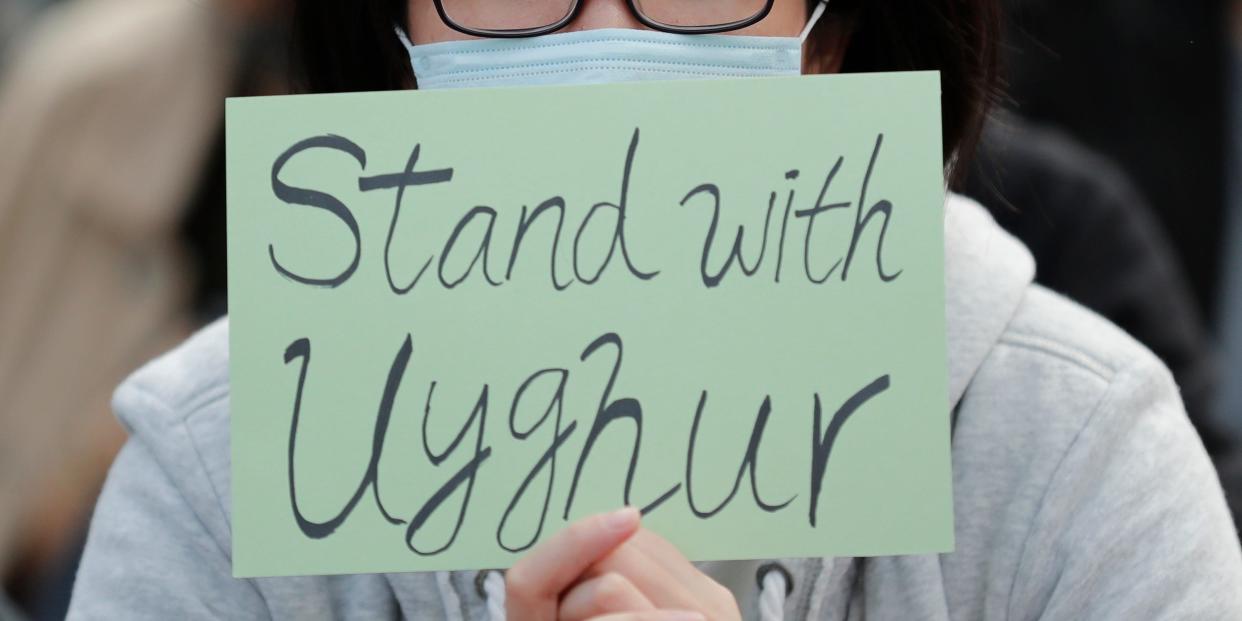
[430,0,776,38]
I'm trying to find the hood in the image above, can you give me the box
[943,193,1036,407]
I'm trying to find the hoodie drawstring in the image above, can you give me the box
[476,569,507,621]
[475,562,793,621]
[756,562,793,621]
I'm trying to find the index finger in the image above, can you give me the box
[506,507,641,615]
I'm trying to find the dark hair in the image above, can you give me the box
[289,0,1000,184]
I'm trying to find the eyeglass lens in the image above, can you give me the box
[632,0,768,28]
[441,0,577,32]
[439,0,770,33]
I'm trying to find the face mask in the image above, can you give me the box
[398,1,829,90]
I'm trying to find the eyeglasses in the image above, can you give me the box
[431,0,776,38]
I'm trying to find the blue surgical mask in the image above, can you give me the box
[398,1,829,90]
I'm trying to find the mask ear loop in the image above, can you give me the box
[799,0,831,43]
[395,25,415,49]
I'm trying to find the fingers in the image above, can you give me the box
[507,507,641,621]
[559,572,654,621]
[587,612,705,621]
[584,533,700,611]
[585,529,740,620]
[624,529,708,593]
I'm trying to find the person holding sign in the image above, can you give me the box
[67,0,1242,619]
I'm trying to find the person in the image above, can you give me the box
[0,0,284,616]
[0,0,232,609]
[67,0,1242,619]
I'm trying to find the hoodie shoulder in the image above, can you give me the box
[110,317,234,546]
[114,316,231,432]
[1001,284,1158,384]
[942,192,1165,399]
[939,204,1242,618]
[957,285,1242,619]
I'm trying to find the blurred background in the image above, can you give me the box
[0,0,1239,618]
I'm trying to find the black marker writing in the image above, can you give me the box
[680,183,776,288]
[407,382,492,555]
[496,368,576,552]
[572,128,661,285]
[809,375,891,527]
[685,394,795,517]
[269,135,367,288]
[284,335,408,539]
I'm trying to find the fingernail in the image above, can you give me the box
[603,506,639,532]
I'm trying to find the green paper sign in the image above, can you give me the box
[227,72,952,578]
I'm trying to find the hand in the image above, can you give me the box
[504,507,740,621]
[562,528,741,621]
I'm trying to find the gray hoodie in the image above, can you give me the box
[67,195,1242,620]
